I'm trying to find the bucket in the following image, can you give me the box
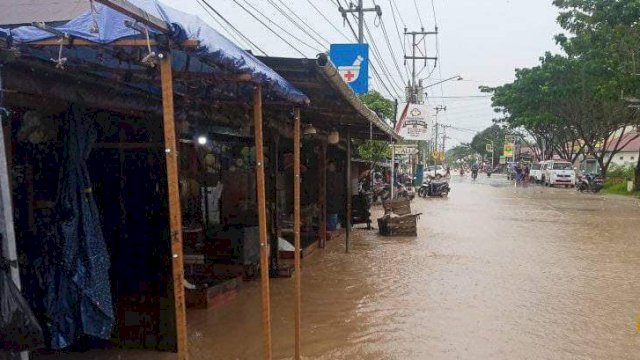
[327,213,339,231]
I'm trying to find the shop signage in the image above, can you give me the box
[395,103,432,141]
[503,143,514,158]
[329,43,369,94]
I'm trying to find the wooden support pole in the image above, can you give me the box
[159,55,188,360]
[253,85,273,360]
[292,108,302,359]
[346,127,352,253]
[318,141,327,249]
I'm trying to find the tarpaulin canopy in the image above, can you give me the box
[0,0,309,105]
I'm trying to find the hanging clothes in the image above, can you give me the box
[44,106,114,349]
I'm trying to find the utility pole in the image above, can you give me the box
[433,105,446,164]
[339,1,382,44]
[404,28,438,103]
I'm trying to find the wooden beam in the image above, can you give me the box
[159,55,188,360]
[293,107,302,360]
[95,0,171,33]
[174,72,252,82]
[26,38,199,48]
[318,141,327,249]
[253,84,273,360]
[345,127,352,253]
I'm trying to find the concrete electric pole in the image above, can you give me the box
[404,28,438,103]
[339,0,382,44]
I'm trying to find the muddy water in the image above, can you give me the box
[187,176,640,359]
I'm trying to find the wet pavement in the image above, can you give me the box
[185,174,640,359]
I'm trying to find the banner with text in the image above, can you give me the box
[395,103,432,141]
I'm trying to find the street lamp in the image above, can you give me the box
[422,75,463,89]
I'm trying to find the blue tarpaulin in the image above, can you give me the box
[1,0,308,104]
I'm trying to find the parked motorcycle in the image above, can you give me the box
[418,179,451,198]
[577,174,603,193]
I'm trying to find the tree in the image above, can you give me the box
[553,0,640,185]
[352,91,394,170]
[446,144,476,167]
[470,125,507,165]
[359,90,395,121]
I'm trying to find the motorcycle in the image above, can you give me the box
[471,169,478,180]
[487,169,492,177]
[418,178,450,198]
[577,174,604,193]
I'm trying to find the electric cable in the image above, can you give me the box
[268,0,330,48]
[305,0,351,41]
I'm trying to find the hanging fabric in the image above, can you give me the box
[44,106,114,349]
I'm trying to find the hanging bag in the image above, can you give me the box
[0,257,45,352]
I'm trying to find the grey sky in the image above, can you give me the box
[174,0,563,146]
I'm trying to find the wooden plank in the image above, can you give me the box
[159,55,189,360]
[292,108,302,360]
[95,0,171,33]
[26,38,199,47]
[253,84,272,360]
[345,127,352,253]
[318,141,327,249]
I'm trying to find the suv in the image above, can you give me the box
[543,160,576,187]
[424,165,448,179]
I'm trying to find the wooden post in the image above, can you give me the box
[292,108,302,359]
[253,85,273,360]
[318,141,327,249]
[345,127,352,253]
[159,55,188,360]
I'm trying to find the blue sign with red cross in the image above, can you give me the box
[329,43,369,95]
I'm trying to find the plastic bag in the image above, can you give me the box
[0,258,45,352]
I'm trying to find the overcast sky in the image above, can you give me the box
[163,0,563,148]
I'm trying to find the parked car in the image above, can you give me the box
[543,160,576,187]
[529,162,544,183]
[424,165,447,179]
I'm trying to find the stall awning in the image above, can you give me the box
[259,54,400,141]
[1,0,309,105]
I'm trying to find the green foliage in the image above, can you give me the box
[446,144,476,166]
[359,90,395,121]
[470,125,507,162]
[606,164,635,179]
[353,139,391,163]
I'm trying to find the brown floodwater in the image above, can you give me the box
[186,175,640,359]
[32,175,640,360]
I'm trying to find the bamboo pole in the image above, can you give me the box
[346,127,352,253]
[253,84,272,360]
[292,108,302,359]
[318,141,327,249]
[159,55,188,360]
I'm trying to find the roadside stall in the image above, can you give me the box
[0,1,308,359]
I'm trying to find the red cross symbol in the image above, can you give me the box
[344,70,355,81]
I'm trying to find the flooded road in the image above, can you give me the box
[188,175,640,359]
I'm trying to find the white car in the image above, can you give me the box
[424,165,448,179]
[529,162,544,183]
[543,160,576,187]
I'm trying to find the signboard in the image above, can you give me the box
[499,156,506,164]
[486,144,493,153]
[391,145,419,155]
[394,103,432,141]
[503,143,514,158]
[329,44,369,95]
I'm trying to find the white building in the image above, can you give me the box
[605,133,640,167]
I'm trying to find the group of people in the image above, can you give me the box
[512,163,530,183]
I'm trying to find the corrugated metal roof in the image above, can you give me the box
[0,0,89,26]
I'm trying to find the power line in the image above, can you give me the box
[268,0,330,48]
[373,0,408,86]
[363,18,404,94]
[388,0,408,77]
[413,0,424,28]
[230,0,316,57]
[305,0,351,41]
[198,0,268,56]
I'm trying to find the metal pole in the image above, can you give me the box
[319,142,327,248]
[411,33,416,95]
[160,55,189,360]
[357,0,364,43]
[253,84,273,360]
[292,108,302,360]
[346,127,352,253]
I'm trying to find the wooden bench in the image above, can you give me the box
[377,199,421,236]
